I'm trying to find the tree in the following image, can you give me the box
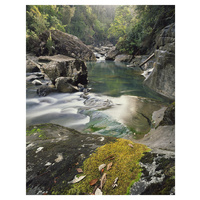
[108,6,133,44]
[26,5,49,35]
[115,5,175,54]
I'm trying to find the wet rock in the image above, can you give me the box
[159,103,175,126]
[55,77,78,93]
[26,74,44,82]
[32,80,43,85]
[26,123,116,195]
[84,98,113,108]
[114,54,133,62]
[40,55,88,86]
[105,47,119,60]
[26,60,41,73]
[130,55,155,70]
[36,85,56,96]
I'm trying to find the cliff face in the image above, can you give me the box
[144,23,175,100]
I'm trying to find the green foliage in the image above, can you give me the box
[116,5,175,54]
[26,5,116,46]
[108,6,133,44]
[26,5,175,51]
[46,32,55,55]
[66,5,100,44]
[26,128,41,136]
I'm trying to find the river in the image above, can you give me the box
[26,59,171,139]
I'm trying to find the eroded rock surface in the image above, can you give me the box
[144,23,175,100]
[39,55,88,86]
[26,123,116,195]
[130,152,175,195]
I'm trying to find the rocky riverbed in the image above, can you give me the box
[26,23,175,195]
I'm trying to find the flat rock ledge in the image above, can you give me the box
[26,123,116,195]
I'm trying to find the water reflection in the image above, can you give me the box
[87,61,170,103]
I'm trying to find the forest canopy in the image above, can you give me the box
[26,5,175,55]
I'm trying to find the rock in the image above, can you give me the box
[94,47,101,52]
[144,23,175,100]
[114,54,133,62]
[100,46,111,51]
[138,125,175,152]
[87,45,95,50]
[84,98,113,108]
[36,85,56,96]
[130,55,155,70]
[105,47,119,60]
[40,55,88,86]
[32,80,42,85]
[130,151,175,195]
[152,107,167,127]
[26,60,40,73]
[93,52,101,59]
[38,54,75,63]
[26,123,116,195]
[55,77,78,93]
[99,50,107,56]
[26,74,44,82]
[106,43,113,47]
[158,103,175,126]
[38,30,96,61]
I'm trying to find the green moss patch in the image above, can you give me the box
[26,128,41,136]
[66,138,150,195]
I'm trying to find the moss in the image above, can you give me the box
[26,128,41,136]
[89,125,106,132]
[126,172,142,195]
[65,138,150,195]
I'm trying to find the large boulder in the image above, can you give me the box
[144,23,175,100]
[105,46,119,60]
[38,30,96,61]
[114,54,133,62]
[40,55,88,86]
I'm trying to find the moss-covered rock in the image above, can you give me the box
[65,138,150,195]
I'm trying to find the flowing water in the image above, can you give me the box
[26,60,171,139]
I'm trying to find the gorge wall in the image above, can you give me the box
[144,23,175,100]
